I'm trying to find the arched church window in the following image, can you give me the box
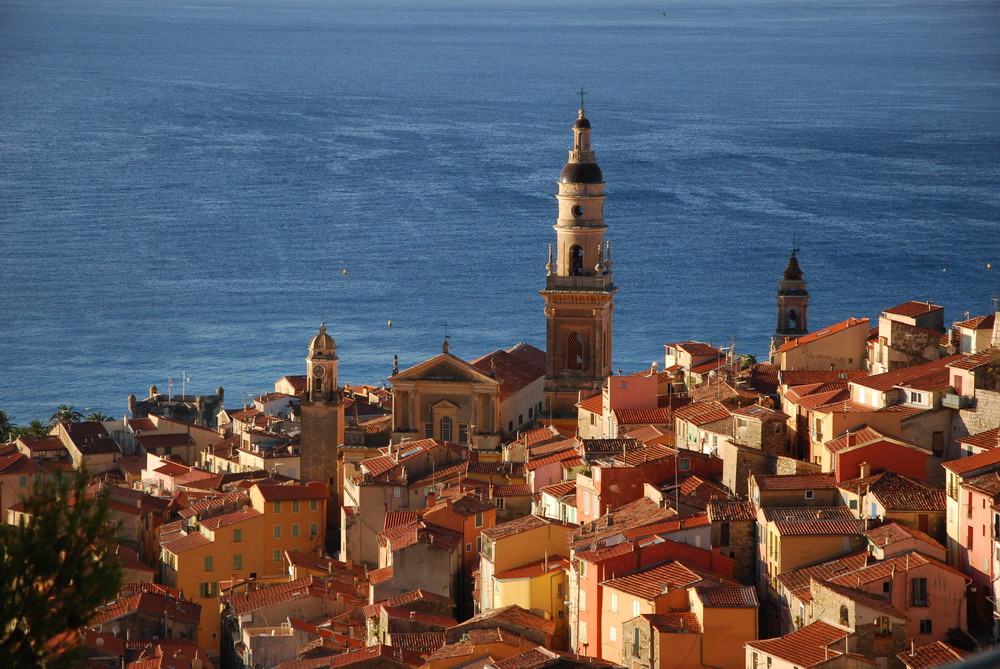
[570,246,584,276]
[839,605,848,626]
[788,309,797,330]
[567,332,584,370]
[314,378,323,393]
[440,416,453,442]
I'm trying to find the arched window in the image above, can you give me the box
[567,332,584,370]
[314,378,323,393]
[788,309,797,330]
[839,605,849,626]
[569,245,584,276]
[439,416,453,442]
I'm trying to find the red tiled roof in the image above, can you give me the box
[450,604,556,636]
[274,644,424,669]
[0,452,44,475]
[753,473,837,491]
[852,354,964,391]
[600,560,721,600]
[389,632,446,655]
[962,471,1000,497]
[481,515,567,541]
[127,418,156,431]
[576,394,603,415]
[762,507,854,522]
[776,550,874,597]
[200,508,261,530]
[669,341,721,358]
[612,407,674,425]
[748,362,780,395]
[689,356,738,375]
[160,532,211,554]
[838,471,945,512]
[369,566,394,585]
[643,612,701,633]
[623,424,673,446]
[228,578,349,616]
[611,443,676,467]
[825,426,904,454]
[695,586,757,608]
[567,497,676,550]
[773,519,867,536]
[619,513,711,541]
[949,348,997,371]
[672,401,730,426]
[384,511,420,531]
[525,448,579,472]
[883,301,942,318]
[538,481,576,499]
[254,481,330,501]
[15,436,66,453]
[864,521,943,551]
[955,314,996,331]
[897,641,970,668]
[424,627,531,661]
[781,370,870,387]
[494,556,570,581]
[778,317,869,352]
[942,447,1000,475]
[470,344,546,402]
[707,499,756,522]
[814,579,908,619]
[745,621,849,667]
[958,427,1000,451]
[379,606,457,629]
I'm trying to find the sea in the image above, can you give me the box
[1,0,998,424]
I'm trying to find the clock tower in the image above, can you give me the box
[299,323,345,549]
[541,106,616,421]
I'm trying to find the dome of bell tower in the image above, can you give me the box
[309,323,337,357]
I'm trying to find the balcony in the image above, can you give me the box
[942,393,973,410]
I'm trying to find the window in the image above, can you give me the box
[292,501,300,512]
[309,523,318,536]
[291,524,300,538]
[274,501,282,513]
[804,490,814,500]
[874,616,892,637]
[920,619,932,634]
[459,424,469,445]
[233,528,242,543]
[720,521,730,546]
[496,497,505,510]
[849,499,857,510]
[752,653,758,669]
[679,458,690,471]
[839,605,849,626]
[611,593,618,612]
[204,556,214,572]
[466,543,472,552]
[580,590,586,610]
[518,414,523,426]
[569,245,584,276]
[19,476,27,487]
[558,583,564,598]
[233,554,243,570]
[273,525,282,538]
[393,487,401,498]
[475,512,483,527]
[198,582,218,598]
[493,579,500,594]
[528,408,533,419]
[579,561,586,578]
[477,536,483,553]
[567,333,584,370]
[609,626,616,642]
[440,416,453,442]
[632,627,640,657]
[633,600,640,616]
[310,499,318,511]
[424,423,433,438]
[273,549,281,562]
[912,578,928,606]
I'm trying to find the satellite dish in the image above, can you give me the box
[112,625,120,635]
[946,345,957,355]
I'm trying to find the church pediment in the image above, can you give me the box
[391,353,498,387]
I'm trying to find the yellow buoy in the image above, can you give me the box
[988,263,993,270]
[343,269,347,276]
[387,320,393,327]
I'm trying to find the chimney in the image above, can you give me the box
[859,462,871,479]
[427,492,436,507]
[911,639,916,656]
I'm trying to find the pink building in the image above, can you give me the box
[823,427,929,482]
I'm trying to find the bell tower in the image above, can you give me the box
[299,323,345,550]
[771,249,810,358]
[541,104,616,420]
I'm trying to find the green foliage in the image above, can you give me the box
[49,405,83,427]
[0,472,122,668]
[10,420,50,438]
[741,353,757,369]
[85,413,111,423]
[0,410,13,441]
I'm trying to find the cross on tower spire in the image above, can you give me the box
[579,87,586,111]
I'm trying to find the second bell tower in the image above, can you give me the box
[541,106,616,420]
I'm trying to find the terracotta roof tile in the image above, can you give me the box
[450,605,556,636]
[754,473,837,491]
[958,427,1000,451]
[897,641,971,668]
[883,301,942,318]
[745,621,849,667]
[494,556,570,581]
[369,566,394,585]
[612,407,674,424]
[254,481,330,501]
[160,532,211,554]
[707,499,756,522]
[525,449,579,472]
[567,497,676,550]
[838,471,944,512]
[853,354,964,391]
[643,612,701,633]
[576,394,604,414]
[482,515,569,541]
[942,447,1000,475]
[773,519,867,536]
[227,577,348,616]
[864,521,943,551]
[695,586,757,608]
[469,344,546,402]
[781,370,870,387]
[389,632,446,655]
[668,342,721,358]
[672,401,730,426]
[600,560,716,600]
[778,317,869,352]
[200,508,261,530]
[762,507,855,522]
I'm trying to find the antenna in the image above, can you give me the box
[578,87,586,110]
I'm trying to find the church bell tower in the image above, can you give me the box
[299,323,345,549]
[541,105,616,420]
[771,250,810,358]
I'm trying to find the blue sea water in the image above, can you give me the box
[1,0,998,423]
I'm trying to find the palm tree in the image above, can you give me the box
[0,410,13,442]
[25,420,49,437]
[49,404,83,426]
[86,412,111,422]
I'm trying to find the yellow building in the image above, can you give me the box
[160,481,328,654]
[492,556,570,643]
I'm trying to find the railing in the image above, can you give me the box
[544,274,614,291]
[943,393,973,410]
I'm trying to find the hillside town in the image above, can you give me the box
[2,110,998,669]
